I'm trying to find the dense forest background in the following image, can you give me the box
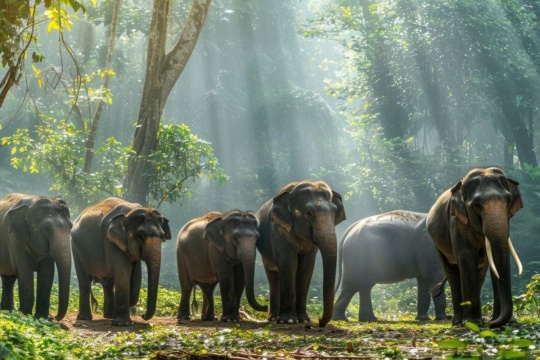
[1,0,540,311]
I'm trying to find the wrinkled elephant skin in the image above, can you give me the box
[176,210,266,322]
[0,193,72,321]
[427,167,523,328]
[256,181,346,327]
[332,210,448,322]
[71,198,171,326]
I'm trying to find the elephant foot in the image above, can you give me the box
[176,315,190,322]
[415,315,430,321]
[77,313,93,321]
[277,314,298,324]
[434,314,452,321]
[332,313,349,321]
[112,317,133,326]
[34,312,53,321]
[103,311,115,319]
[201,315,216,321]
[221,316,239,322]
[359,315,378,322]
[297,315,311,324]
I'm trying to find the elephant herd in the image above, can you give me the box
[0,166,524,329]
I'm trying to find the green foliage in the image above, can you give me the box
[514,274,540,317]
[1,117,128,211]
[146,123,227,207]
[1,119,226,211]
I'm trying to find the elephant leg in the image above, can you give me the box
[416,278,430,321]
[359,285,377,322]
[176,256,193,321]
[0,275,17,311]
[263,265,280,321]
[102,278,115,319]
[276,255,299,324]
[16,263,35,316]
[129,261,142,308]
[74,250,93,320]
[436,249,464,326]
[35,257,55,320]
[432,290,449,320]
[233,264,245,320]
[200,283,217,321]
[332,286,355,321]
[177,282,193,321]
[218,266,238,322]
[112,270,132,326]
[456,247,483,325]
[295,250,317,323]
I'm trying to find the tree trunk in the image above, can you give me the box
[83,0,121,174]
[124,0,212,204]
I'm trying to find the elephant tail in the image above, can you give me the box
[91,289,99,313]
[191,285,199,314]
[430,277,447,298]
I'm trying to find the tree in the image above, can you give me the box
[124,0,213,204]
[0,0,87,109]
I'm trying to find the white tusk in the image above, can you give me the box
[508,237,523,275]
[485,237,500,279]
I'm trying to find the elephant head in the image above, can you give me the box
[449,166,522,327]
[271,181,346,327]
[205,210,267,312]
[7,196,72,320]
[105,207,171,321]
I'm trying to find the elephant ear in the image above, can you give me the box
[271,191,293,232]
[161,216,172,240]
[55,198,71,219]
[507,177,523,218]
[331,190,346,225]
[106,213,128,253]
[7,202,48,261]
[205,217,224,253]
[449,181,468,225]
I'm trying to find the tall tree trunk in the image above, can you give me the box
[124,0,212,204]
[83,0,121,174]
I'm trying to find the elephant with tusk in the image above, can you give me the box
[427,166,523,328]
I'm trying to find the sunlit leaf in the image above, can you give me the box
[508,338,535,348]
[464,321,480,333]
[499,350,526,359]
[438,339,466,349]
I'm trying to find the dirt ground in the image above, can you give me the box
[59,311,352,338]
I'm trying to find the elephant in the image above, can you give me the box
[176,210,267,322]
[256,180,346,327]
[332,210,448,322]
[71,197,171,326]
[426,166,523,328]
[0,193,72,321]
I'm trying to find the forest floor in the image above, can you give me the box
[57,312,465,359]
[53,311,540,359]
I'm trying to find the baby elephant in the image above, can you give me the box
[176,210,267,322]
[332,210,448,322]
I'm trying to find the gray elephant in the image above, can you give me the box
[332,210,448,322]
[257,180,346,327]
[427,166,523,328]
[71,197,171,326]
[176,210,267,322]
[0,193,72,321]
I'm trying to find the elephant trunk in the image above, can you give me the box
[483,205,513,328]
[239,238,268,312]
[141,237,162,321]
[52,229,72,321]
[315,225,337,327]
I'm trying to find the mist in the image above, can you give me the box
[1,0,539,320]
